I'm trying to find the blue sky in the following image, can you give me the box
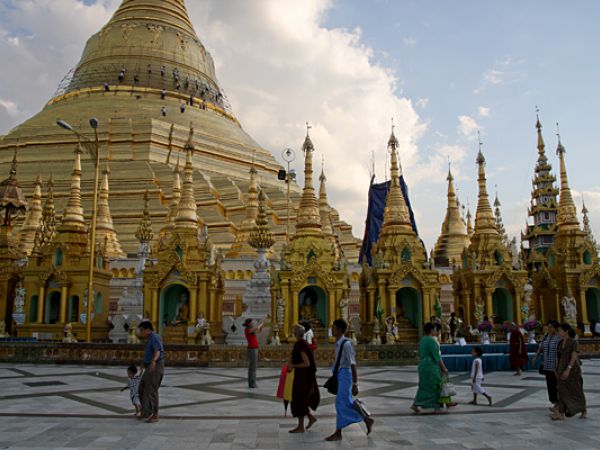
[0,0,598,250]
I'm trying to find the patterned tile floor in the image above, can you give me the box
[0,360,599,449]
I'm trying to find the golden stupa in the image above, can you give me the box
[0,0,360,259]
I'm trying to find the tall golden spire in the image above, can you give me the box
[473,134,497,234]
[536,113,546,156]
[432,166,469,266]
[380,123,412,236]
[95,161,125,258]
[555,127,580,230]
[294,124,322,236]
[319,162,334,236]
[174,125,201,229]
[17,175,43,255]
[59,141,86,232]
[494,190,508,244]
[249,189,274,250]
[227,155,260,257]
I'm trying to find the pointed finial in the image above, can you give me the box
[476,131,485,164]
[556,122,565,155]
[306,121,312,137]
[9,148,18,178]
[535,105,541,126]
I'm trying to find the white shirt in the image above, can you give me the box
[333,337,356,369]
[305,329,314,345]
[471,357,484,379]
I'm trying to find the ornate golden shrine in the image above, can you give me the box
[453,144,528,329]
[273,131,349,341]
[143,128,223,343]
[18,144,111,341]
[360,129,440,342]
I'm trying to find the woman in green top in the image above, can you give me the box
[411,322,449,414]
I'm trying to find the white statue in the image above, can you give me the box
[339,295,349,322]
[370,319,382,345]
[62,323,77,343]
[474,299,485,324]
[276,297,285,329]
[385,316,397,345]
[562,294,577,325]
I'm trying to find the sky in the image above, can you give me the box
[0,0,598,252]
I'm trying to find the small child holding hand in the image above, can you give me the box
[121,365,142,416]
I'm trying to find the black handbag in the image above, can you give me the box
[324,339,348,395]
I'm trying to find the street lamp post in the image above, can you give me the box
[281,148,296,243]
[57,118,101,343]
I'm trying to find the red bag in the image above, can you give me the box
[276,364,288,399]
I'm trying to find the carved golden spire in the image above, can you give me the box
[582,198,598,250]
[135,189,154,247]
[466,208,473,237]
[432,166,469,266]
[174,125,201,229]
[473,133,497,234]
[39,175,57,247]
[494,189,508,244]
[95,161,125,258]
[555,126,580,230]
[17,175,43,255]
[536,112,546,156]
[249,189,274,249]
[380,122,412,235]
[294,123,322,236]
[319,162,334,236]
[227,154,260,257]
[59,141,86,232]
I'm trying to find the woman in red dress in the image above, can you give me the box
[509,323,528,376]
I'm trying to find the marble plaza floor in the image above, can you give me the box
[0,362,599,450]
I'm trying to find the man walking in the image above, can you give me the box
[244,318,263,388]
[326,318,374,441]
[137,321,165,423]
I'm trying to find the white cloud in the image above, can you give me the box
[0,99,19,117]
[403,37,417,47]
[474,55,524,95]
[416,97,429,109]
[457,115,480,141]
[478,106,490,117]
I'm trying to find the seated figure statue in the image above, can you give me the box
[172,293,190,325]
[300,296,319,326]
[385,316,397,344]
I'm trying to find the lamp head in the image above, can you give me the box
[89,118,99,129]
[56,119,73,131]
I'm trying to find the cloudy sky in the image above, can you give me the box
[0,0,598,251]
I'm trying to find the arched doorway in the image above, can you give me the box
[68,296,79,323]
[299,286,328,327]
[45,291,61,324]
[396,287,422,333]
[586,288,600,322]
[159,284,190,333]
[492,288,514,323]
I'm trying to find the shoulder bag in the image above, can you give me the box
[324,339,348,395]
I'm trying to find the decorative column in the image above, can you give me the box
[485,289,493,318]
[291,289,299,329]
[36,285,45,324]
[189,287,198,323]
[367,289,375,323]
[199,277,209,317]
[423,289,431,321]
[579,289,591,336]
[539,293,545,323]
[465,292,472,328]
[514,289,522,324]
[282,281,290,339]
[387,287,396,318]
[378,279,388,318]
[555,293,561,321]
[151,288,158,325]
[59,285,68,324]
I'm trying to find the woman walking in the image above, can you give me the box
[551,323,587,420]
[533,320,561,411]
[288,324,320,433]
[411,322,449,414]
[509,323,528,376]
[326,319,374,442]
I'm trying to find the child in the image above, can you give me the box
[469,347,492,406]
[121,365,142,416]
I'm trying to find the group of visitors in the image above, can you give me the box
[123,315,586,431]
[534,321,587,420]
